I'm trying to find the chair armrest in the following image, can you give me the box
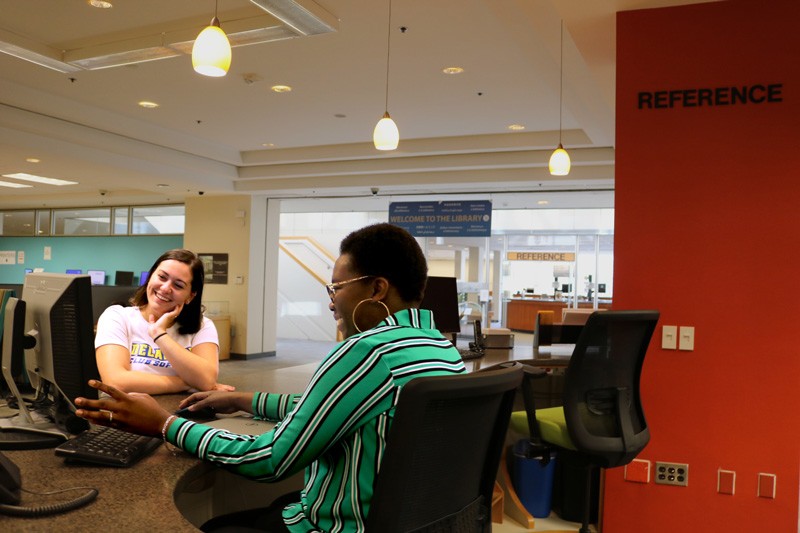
[520,366,550,453]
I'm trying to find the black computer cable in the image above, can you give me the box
[0,485,99,517]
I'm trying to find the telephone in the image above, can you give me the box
[0,451,98,517]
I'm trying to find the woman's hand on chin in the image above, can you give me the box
[147,303,183,338]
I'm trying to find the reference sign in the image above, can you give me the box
[507,251,576,262]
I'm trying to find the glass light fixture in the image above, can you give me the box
[374,0,398,151]
[374,112,399,150]
[549,20,570,176]
[549,144,571,175]
[442,66,464,75]
[192,1,231,78]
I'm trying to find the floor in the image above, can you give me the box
[219,326,584,532]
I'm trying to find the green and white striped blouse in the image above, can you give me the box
[167,307,466,532]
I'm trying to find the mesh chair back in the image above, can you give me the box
[563,310,659,468]
[366,363,522,533]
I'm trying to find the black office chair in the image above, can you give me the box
[510,310,659,533]
[366,363,523,533]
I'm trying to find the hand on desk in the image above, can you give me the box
[178,390,255,416]
[75,379,170,438]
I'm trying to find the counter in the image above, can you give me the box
[505,298,611,332]
[1,363,317,532]
[3,395,201,533]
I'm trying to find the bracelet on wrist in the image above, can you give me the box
[161,414,177,442]
[153,331,168,343]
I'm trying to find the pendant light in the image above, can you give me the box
[373,0,399,151]
[549,20,570,176]
[192,0,231,78]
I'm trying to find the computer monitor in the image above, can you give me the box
[419,276,461,335]
[139,270,150,286]
[87,269,106,285]
[66,269,82,275]
[91,285,137,324]
[115,270,134,286]
[0,273,99,450]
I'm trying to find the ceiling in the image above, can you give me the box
[0,0,715,210]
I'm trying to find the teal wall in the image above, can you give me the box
[0,236,183,284]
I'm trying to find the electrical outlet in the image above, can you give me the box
[655,462,688,486]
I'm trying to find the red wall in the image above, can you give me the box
[609,1,800,531]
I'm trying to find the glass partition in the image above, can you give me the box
[53,208,111,235]
[0,210,36,236]
[113,207,129,234]
[132,205,185,234]
[0,204,184,236]
[37,210,51,235]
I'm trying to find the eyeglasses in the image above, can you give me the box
[326,275,373,301]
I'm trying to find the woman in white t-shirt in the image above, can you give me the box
[95,249,233,394]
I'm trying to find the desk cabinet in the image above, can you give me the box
[210,315,231,360]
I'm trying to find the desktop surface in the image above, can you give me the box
[3,393,200,532]
[1,364,311,532]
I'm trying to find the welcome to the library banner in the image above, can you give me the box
[389,200,492,237]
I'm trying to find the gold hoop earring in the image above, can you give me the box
[352,299,391,333]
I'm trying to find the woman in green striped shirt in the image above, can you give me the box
[76,223,466,532]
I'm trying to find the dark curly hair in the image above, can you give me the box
[340,223,428,303]
[130,249,206,335]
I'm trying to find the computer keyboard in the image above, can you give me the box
[54,425,162,467]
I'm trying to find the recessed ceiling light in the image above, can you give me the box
[0,180,32,188]
[537,200,549,205]
[87,0,113,8]
[271,85,292,93]
[138,101,159,108]
[262,143,276,148]
[442,67,464,75]
[508,124,525,131]
[26,157,41,163]
[2,172,78,186]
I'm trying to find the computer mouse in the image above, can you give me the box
[174,405,217,420]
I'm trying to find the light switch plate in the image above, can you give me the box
[679,326,695,351]
[758,473,776,499]
[717,469,736,495]
[662,325,677,350]
[624,459,651,483]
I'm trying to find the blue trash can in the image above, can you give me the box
[512,439,557,518]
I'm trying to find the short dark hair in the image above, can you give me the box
[131,249,206,334]
[340,223,428,302]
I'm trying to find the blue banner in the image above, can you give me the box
[389,200,492,237]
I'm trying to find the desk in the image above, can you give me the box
[2,364,317,532]
[505,299,611,333]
